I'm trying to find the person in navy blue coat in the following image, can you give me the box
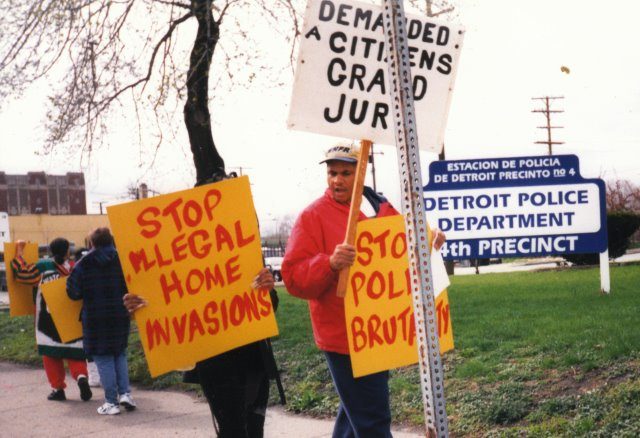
[67,227,135,415]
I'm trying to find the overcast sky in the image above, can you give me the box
[1,0,638,235]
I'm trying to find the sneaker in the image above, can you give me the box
[118,393,137,411]
[47,389,66,401]
[77,376,92,401]
[97,402,120,415]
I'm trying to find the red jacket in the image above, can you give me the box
[282,189,398,354]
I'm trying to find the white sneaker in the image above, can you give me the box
[118,393,137,411]
[97,402,120,415]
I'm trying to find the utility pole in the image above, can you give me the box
[93,201,106,214]
[532,96,564,155]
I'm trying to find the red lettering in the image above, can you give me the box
[436,300,450,336]
[229,295,245,326]
[129,249,156,274]
[391,232,407,258]
[183,200,203,227]
[220,299,229,331]
[388,271,404,300]
[172,314,187,344]
[215,224,234,251]
[160,270,184,305]
[257,289,273,317]
[204,264,225,289]
[225,255,241,285]
[203,189,222,221]
[188,309,206,342]
[163,198,184,231]
[383,316,398,343]
[153,244,172,268]
[235,220,255,248]
[350,271,366,307]
[367,315,383,348]
[398,306,412,342]
[372,229,390,258]
[189,229,211,259]
[408,314,416,346]
[186,269,204,295]
[171,233,188,262]
[203,301,220,335]
[367,271,385,300]
[137,206,162,238]
[145,318,170,350]
[356,231,374,265]
[404,268,412,296]
[351,317,366,352]
[242,291,261,322]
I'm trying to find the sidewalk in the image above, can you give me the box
[0,362,422,437]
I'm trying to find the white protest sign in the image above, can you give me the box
[288,0,465,153]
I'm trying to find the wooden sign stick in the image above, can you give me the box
[336,139,372,298]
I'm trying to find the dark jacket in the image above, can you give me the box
[67,245,130,356]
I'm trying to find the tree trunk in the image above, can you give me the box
[184,0,226,186]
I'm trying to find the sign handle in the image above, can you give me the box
[336,139,372,298]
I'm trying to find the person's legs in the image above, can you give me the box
[92,355,118,404]
[324,352,392,438]
[66,358,88,381]
[333,404,356,438]
[42,355,66,390]
[66,358,92,401]
[197,358,249,438]
[113,350,131,395]
[246,372,269,438]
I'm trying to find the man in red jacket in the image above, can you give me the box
[282,142,444,437]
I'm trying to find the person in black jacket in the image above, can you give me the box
[67,227,135,416]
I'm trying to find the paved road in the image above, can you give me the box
[0,362,422,437]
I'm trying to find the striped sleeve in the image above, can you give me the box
[11,256,42,285]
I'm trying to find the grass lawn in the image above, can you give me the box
[2,264,639,436]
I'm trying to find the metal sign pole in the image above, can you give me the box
[381,1,449,436]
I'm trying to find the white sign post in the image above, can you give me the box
[288,0,464,153]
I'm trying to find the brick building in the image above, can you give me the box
[0,172,87,215]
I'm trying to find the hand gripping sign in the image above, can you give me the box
[345,215,453,377]
[107,177,278,377]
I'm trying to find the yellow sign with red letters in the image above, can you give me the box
[346,215,453,377]
[107,177,278,377]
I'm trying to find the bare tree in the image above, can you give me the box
[0,0,300,185]
[606,179,640,213]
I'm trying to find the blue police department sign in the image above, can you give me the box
[423,155,607,260]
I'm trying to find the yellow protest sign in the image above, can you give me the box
[345,215,454,378]
[3,242,38,317]
[41,277,83,343]
[107,176,278,377]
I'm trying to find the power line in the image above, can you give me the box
[532,96,564,155]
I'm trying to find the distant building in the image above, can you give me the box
[0,172,86,215]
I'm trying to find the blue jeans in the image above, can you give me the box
[324,352,392,438]
[93,351,131,404]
